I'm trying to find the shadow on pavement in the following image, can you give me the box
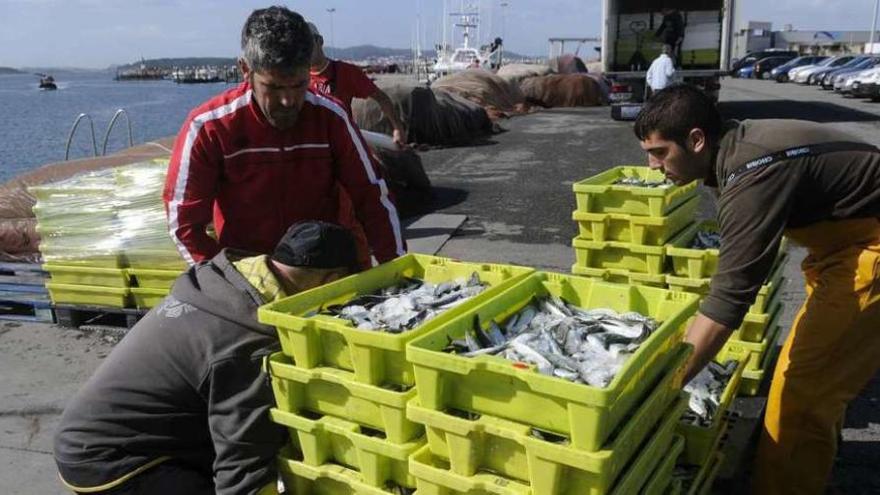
[718,100,880,123]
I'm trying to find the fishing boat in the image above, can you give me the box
[38,74,57,90]
[430,3,502,80]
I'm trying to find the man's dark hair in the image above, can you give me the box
[241,6,313,73]
[634,84,722,148]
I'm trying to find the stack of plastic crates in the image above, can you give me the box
[570,166,699,289]
[404,271,700,494]
[31,169,133,308]
[665,220,787,397]
[257,254,533,493]
[113,160,187,309]
[31,160,187,310]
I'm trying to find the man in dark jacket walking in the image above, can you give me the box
[655,8,685,65]
[54,221,360,495]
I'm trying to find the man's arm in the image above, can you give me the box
[163,118,221,264]
[369,89,408,148]
[204,356,286,495]
[328,103,406,263]
[682,313,734,383]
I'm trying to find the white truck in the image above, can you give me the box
[602,0,736,109]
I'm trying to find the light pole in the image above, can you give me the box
[500,2,509,41]
[326,8,336,59]
[870,0,880,54]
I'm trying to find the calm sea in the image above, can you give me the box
[0,70,235,183]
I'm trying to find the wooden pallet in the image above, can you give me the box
[0,263,53,323]
[53,304,147,330]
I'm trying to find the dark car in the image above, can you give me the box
[730,49,798,76]
[753,56,797,79]
[820,57,879,89]
[771,56,827,82]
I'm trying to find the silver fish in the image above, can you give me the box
[682,360,738,426]
[690,230,721,250]
[613,177,673,188]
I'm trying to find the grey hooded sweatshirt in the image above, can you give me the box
[54,250,286,494]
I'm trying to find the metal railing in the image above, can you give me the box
[65,109,135,160]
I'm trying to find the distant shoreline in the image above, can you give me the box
[0,67,24,75]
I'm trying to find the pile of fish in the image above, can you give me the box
[613,177,673,188]
[682,360,739,427]
[689,229,722,249]
[321,273,486,332]
[445,296,660,388]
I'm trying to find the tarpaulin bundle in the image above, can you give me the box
[431,69,529,119]
[520,74,607,108]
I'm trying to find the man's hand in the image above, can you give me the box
[682,312,734,383]
[392,128,407,149]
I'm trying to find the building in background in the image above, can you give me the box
[733,22,872,61]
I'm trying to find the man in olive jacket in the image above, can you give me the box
[54,222,360,495]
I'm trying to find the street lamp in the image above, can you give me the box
[500,2,509,41]
[870,0,879,54]
[327,8,336,58]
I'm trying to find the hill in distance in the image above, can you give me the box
[0,67,24,75]
[116,44,534,69]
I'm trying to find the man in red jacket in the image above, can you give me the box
[163,6,406,266]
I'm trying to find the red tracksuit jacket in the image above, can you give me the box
[163,82,406,264]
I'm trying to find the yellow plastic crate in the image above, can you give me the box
[677,359,745,466]
[277,452,400,495]
[691,451,724,495]
[128,268,182,290]
[730,297,782,343]
[667,221,789,279]
[571,196,699,246]
[668,479,683,495]
[407,271,699,451]
[40,244,127,268]
[739,331,783,397]
[572,225,692,274]
[43,263,129,288]
[269,407,421,489]
[717,310,782,371]
[258,254,533,388]
[267,353,422,444]
[32,205,117,229]
[130,287,169,310]
[408,394,688,495]
[570,266,668,288]
[572,166,698,216]
[641,435,685,495]
[46,282,130,308]
[407,348,689,486]
[664,253,787,317]
[124,248,188,270]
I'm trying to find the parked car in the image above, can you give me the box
[851,67,880,97]
[794,56,855,84]
[737,63,756,78]
[730,49,798,75]
[752,55,797,79]
[812,56,872,86]
[835,67,876,94]
[821,57,880,89]
[774,56,827,82]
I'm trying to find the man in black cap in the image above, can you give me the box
[54,221,359,495]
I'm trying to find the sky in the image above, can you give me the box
[1,0,879,69]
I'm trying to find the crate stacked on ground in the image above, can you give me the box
[258,254,534,493]
[404,271,701,494]
[30,160,186,311]
[113,161,187,309]
[31,169,133,308]
[665,219,787,397]
[570,166,700,288]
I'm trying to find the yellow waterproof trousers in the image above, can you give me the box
[753,218,880,494]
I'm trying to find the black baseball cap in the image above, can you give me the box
[271,221,360,273]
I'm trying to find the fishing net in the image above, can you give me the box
[373,147,432,218]
[496,63,553,86]
[550,54,589,74]
[431,69,529,119]
[520,74,606,108]
[352,82,495,146]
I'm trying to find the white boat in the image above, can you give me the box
[430,2,502,80]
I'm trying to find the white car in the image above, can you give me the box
[850,67,880,97]
[836,67,877,93]
[791,57,844,84]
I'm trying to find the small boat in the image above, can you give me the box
[38,74,57,90]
